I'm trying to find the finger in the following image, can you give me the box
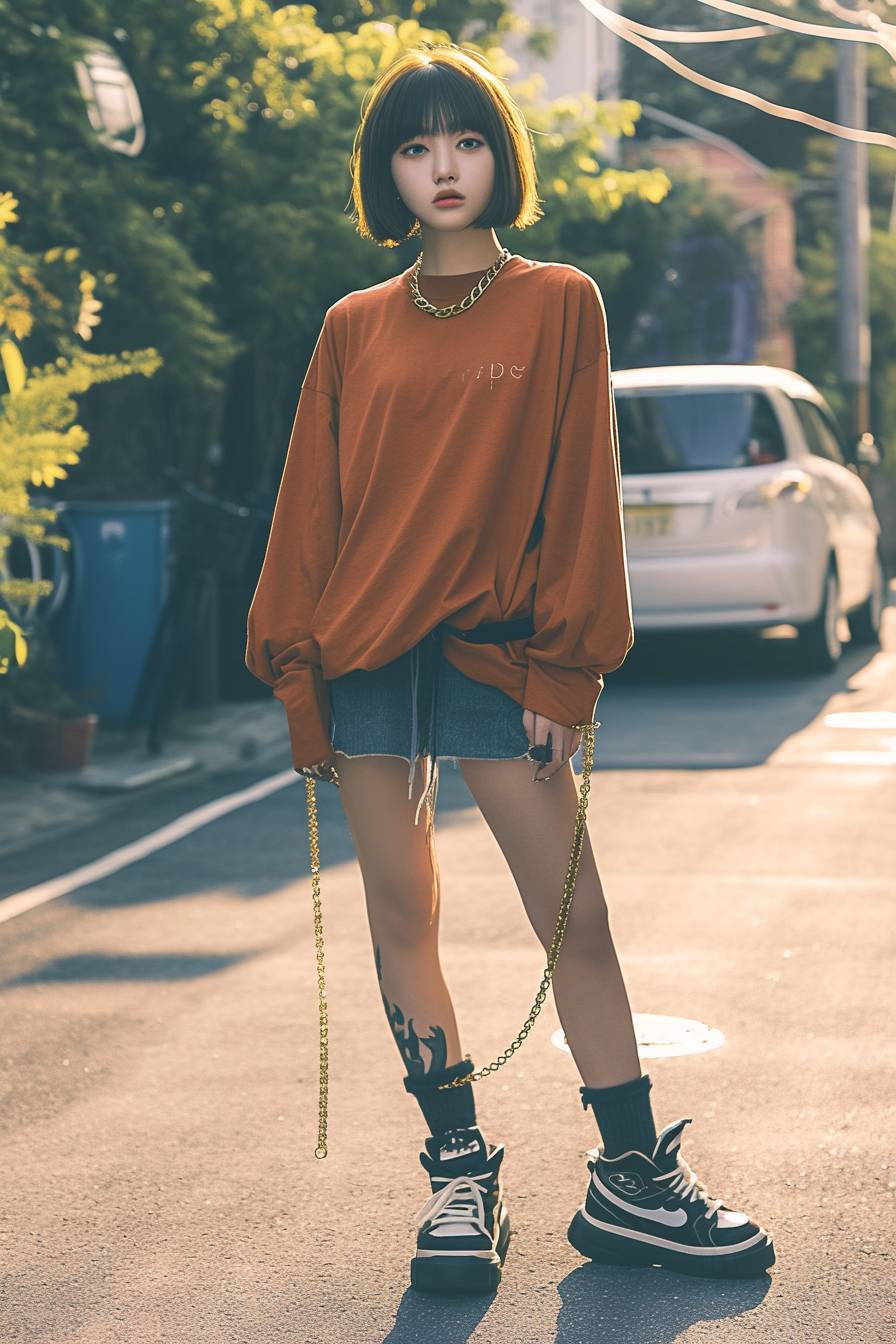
[533,730,577,781]
[535,756,570,781]
[524,711,547,751]
[532,729,558,781]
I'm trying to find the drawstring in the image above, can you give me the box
[408,639,421,802]
[410,626,444,832]
[407,616,538,832]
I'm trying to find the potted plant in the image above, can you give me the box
[0,637,98,771]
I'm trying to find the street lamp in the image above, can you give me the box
[72,37,145,158]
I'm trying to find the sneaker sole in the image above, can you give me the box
[410,1206,511,1295]
[567,1209,775,1280]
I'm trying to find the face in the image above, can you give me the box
[390,124,495,231]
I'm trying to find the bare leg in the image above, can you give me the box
[457,755,641,1089]
[335,754,464,1077]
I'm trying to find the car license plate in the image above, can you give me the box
[624,505,675,539]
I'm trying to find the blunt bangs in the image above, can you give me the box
[374,61,495,155]
[349,45,542,248]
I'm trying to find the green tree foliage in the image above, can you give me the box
[0,1,237,496]
[0,1,676,499]
[307,0,509,39]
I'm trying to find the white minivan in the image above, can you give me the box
[612,364,887,670]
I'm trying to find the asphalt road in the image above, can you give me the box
[2,609,895,1344]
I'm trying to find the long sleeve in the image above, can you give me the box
[522,339,634,728]
[245,313,343,770]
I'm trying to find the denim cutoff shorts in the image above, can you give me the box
[327,640,540,809]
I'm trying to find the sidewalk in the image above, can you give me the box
[0,696,289,862]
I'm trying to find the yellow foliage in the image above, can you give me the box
[0,192,19,229]
[1,340,26,394]
[0,610,29,674]
[0,198,163,672]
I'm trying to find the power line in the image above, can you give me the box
[576,0,896,149]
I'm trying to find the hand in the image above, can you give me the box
[298,753,341,787]
[522,710,582,782]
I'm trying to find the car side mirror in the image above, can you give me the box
[854,432,882,468]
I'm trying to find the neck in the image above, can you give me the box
[417,230,504,276]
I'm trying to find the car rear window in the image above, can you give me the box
[614,388,786,473]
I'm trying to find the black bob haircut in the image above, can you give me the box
[349,43,543,248]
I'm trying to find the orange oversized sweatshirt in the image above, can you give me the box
[245,252,634,771]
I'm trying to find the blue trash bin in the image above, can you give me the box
[47,500,172,724]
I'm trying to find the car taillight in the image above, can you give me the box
[734,471,812,509]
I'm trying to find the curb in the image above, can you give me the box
[0,696,289,864]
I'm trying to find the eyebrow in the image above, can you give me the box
[400,128,476,143]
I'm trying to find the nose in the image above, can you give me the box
[431,147,459,181]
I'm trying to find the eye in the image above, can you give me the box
[398,135,485,157]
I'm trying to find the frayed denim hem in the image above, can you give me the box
[330,747,536,826]
[328,654,538,829]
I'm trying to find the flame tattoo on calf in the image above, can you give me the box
[374,942,448,1075]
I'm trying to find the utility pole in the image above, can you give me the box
[595,0,622,165]
[836,0,871,437]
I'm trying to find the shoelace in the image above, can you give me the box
[415,1172,492,1238]
[654,1155,724,1220]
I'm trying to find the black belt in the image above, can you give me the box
[410,614,536,826]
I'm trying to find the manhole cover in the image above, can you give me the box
[551,1013,725,1060]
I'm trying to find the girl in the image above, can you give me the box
[245,42,774,1296]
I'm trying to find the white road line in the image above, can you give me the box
[601,873,896,890]
[823,712,896,730]
[0,769,300,926]
[804,750,896,766]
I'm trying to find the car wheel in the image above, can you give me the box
[796,560,843,672]
[847,546,886,647]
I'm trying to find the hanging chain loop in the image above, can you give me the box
[305,774,330,1159]
[434,719,598,1089]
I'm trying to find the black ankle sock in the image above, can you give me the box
[580,1073,658,1159]
[403,1056,478,1138]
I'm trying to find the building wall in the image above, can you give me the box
[626,138,801,368]
[502,0,601,101]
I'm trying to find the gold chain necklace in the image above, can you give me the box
[407,246,513,318]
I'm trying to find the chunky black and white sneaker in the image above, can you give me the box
[567,1117,775,1279]
[410,1124,511,1294]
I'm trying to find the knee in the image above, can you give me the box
[365,873,439,948]
[557,887,613,960]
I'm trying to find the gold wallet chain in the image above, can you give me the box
[304,719,599,1159]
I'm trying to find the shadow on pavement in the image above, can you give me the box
[582,618,891,769]
[372,1263,771,1343]
[554,1262,772,1342]
[380,1287,493,1342]
[0,949,251,991]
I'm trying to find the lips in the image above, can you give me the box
[433,191,464,202]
